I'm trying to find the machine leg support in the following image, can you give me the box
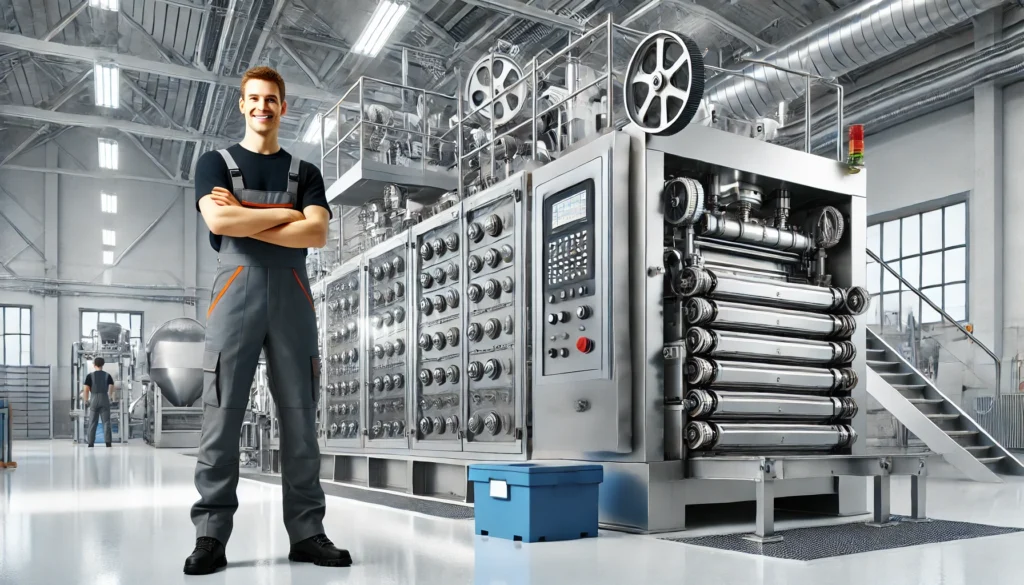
[906,474,931,523]
[867,475,899,528]
[743,479,784,544]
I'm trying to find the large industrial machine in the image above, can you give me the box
[261,19,929,537]
[71,322,135,444]
[142,318,205,448]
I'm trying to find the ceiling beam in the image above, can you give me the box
[407,5,457,45]
[0,32,336,101]
[120,130,177,180]
[122,75,185,130]
[249,0,289,66]
[275,34,323,88]
[457,0,585,33]
[153,0,208,10]
[0,68,93,168]
[2,163,193,187]
[0,104,224,142]
[120,9,191,65]
[43,0,89,42]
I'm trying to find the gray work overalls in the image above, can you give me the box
[191,150,326,545]
[86,370,112,446]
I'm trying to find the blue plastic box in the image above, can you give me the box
[468,463,603,543]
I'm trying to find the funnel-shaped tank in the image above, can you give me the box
[147,318,206,407]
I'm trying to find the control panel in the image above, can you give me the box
[323,262,363,446]
[463,174,529,453]
[364,238,410,447]
[412,209,464,449]
[531,131,631,457]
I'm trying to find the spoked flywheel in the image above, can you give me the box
[465,54,527,127]
[663,177,705,226]
[624,31,705,136]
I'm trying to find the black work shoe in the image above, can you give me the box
[183,537,227,575]
[288,534,352,567]
[105,443,111,448]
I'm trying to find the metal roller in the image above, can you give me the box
[685,421,857,452]
[684,298,856,340]
[686,357,857,394]
[679,267,850,314]
[699,213,814,253]
[685,389,859,422]
[686,327,856,366]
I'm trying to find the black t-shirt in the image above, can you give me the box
[85,371,112,394]
[194,144,332,252]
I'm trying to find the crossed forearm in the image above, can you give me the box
[250,219,327,249]
[207,206,299,238]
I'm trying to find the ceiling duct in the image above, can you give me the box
[704,0,1006,120]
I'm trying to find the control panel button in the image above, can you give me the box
[484,279,501,299]
[419,297,433,315]
[372,376,383,392]
[484,318,502,339]
[392,374,404,388]
[484,214,503,237]
[447,366,460,384]
[484,248,501,268]
[446,328,460,347]
[393,283,404,298]
[445,233,459,251]
[373,291,385,305]
[446,290,460,308]
[468,222,484,242]
[432,295,447,313]
[468,361,483,380]
[468,255,483,273]
[432,367,447,385]
[504,316,514,334]
[559,348,569,358]
[547,313,559,325]
[432,332,447,351]
[392,257,404,272]
[484,359,502,379]
[418,333,433,351]
[502,277,514,293]
[420,272,434,288]
[575,305,591,319]
[576,337,594,353]
[468,323,483,342]
[500,244,514,263]
[394,309,405,323]
[384,341,395,356]
[419,242,433,261]
[348,294,359,309]
[432,238,447,257]
[419,369,433,386]
[383,375,394,391]
[431,267,446,285]
[374,344,385,359]
[382,311,395,327]
[467,284,483,303]
[394,340,405,355]
[446,263,459,281]
[373,265,385,281]
[548,348,558,358]
[385,287,396,303]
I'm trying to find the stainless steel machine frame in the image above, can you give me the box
[322,257,365,450]
[143,384,203,448]
[70,333,135,445]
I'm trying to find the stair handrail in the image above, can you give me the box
[867,249,1001,392]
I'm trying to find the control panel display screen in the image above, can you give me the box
[551,190,587,229]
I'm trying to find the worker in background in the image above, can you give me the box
[185,66,348,576]
[83,357,114,448]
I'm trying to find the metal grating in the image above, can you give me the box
[0,365,51,440]
[663,517,1024,561]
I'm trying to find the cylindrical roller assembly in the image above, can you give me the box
[699,213,814,253]
[686,389,858,422]
[686,327,855,366]
[679,267,860,314]
[686,421,857,452]
[686,357,857,394]
[684,298,856,340]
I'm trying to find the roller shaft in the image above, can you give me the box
[679,267,847,313]
[686,421,857,452]
[686,389,858,422]
[686,357,857,394]
[684,298,856,340]
[686,327,855,366]
[699,213,814,253]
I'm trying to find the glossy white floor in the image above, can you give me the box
[3,441,1024,585]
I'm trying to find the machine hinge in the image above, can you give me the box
[513,188,522,202]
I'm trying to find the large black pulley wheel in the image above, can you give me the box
[625,31,705,136]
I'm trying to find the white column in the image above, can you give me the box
[44,142,60,436]
[182,186,198,320]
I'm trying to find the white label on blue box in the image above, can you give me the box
[489,479,509,499]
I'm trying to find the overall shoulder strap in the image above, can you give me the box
[287,155,301,196]
[218,149,245,192]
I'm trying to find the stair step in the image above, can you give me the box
[978,456,1005,465]
[964,445,991,453]
[880,372,914,380]
[927,413,960,421]
[892,384,927,391]
[944,430,978,437]
[908,398,945,404]
[866,348,887,356]
[867,360,899,368]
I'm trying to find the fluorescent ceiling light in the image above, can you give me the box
[98,137,119,170]
[303,113,338,144]
[352,0,409,58]
[102,250,114,265]
[89,0,119,10]
[102,230,116,247]
[101,193,118,214]
[94,63,120,109]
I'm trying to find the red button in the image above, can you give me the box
[576,337,594,353]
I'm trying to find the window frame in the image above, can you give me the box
[867,193,970,325]
[0,305,33,366]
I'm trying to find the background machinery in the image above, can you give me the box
[71,322,135,445]
[142,318,205,448]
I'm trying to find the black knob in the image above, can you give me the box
[502,277,514,293]
[419,242,433,261]
[419,297,433,315]
[432,267,446,285]
[446,327,460,347]
[557,311,570,323]
[419,369,433,386]
[484,318,501,339]
[485,279,501,299]
[446,290,460,308]
[394,340,405,355]
[576,305,592,319]
[468,284,483,303]
[548,348,558,358]
[500,244,514,263]
[372,376,383,392]
[419,333,433,351]
[432,332,447,351]
[547,313,559,324]
[392,374,404,388]
[559,348,569,358]
[383,311,395,327]
[433,367,447,385]
[420,272,434,289]
[373,265,385,281]
[468,222,484,242]
[432,295,447,313]
[484,214,503,237]
[446,263,459,282]
[484,248,500,268]
[468,255,483,273]
[374,344,385,359]
[445,233,460,251]
[468,322,483,342]
[432,238,447,256]
[468,361,483,380]
[447,366,460,384]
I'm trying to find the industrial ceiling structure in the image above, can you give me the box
[0,0,1020,186]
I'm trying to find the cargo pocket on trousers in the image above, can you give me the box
[203,350,221,408]
[311,356,321,406]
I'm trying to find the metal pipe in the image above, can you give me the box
[686,357,857,394]
[684,297,857,340]
[686,327,856,366]
[686,421,857,452]
[458,0,585,33]
[686,389,859,422]
[679,266,852,314]
[699,213,814,253]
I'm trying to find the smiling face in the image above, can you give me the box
[239,78,287,137]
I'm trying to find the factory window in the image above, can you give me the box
[102,229,116,247]
[0,306,32,366]
[102,250,114,265]
[98,137,119,170]
[101,192,117,214]
[81,310,143,355]
[867,200,967,326]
